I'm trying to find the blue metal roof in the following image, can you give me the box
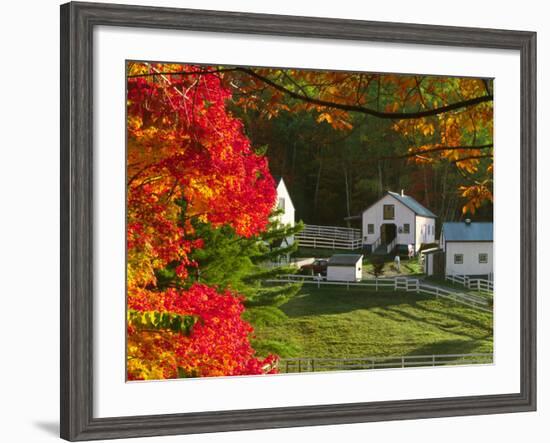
[387,191,437,218]
[442,222,493,242]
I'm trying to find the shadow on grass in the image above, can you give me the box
[413,303,493,335]
[368,305,491,340]
[405,339,493,357]
[280,288,432,318]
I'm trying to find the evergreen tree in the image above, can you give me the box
[153,205,305,358]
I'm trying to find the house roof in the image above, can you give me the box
[442,222,493,242]
[387,191,437,218]
[327,254,363,267]
[421,247,443,254]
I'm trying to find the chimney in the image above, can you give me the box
[401,189,405,197]
[465,218,471,224]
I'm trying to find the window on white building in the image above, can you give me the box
[278,197,285,210]
[383,204,395,220]
[454,254,463,264]
[367,224,374,234]
[403,223,410,234]
[479,253,488,264]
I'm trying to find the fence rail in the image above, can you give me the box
[295,235,363,250]
[446,274,494,293]
[266,275,491,312]
[279,353,493,373]
[299,224,361,239]
[295,224,362,250]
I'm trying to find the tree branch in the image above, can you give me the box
[128,66,494,120]
[378,143,493,160]
[452,154,493,164]
[127,68,239,78]
[236,68,493,120]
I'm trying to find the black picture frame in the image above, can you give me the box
[60,2,537,441]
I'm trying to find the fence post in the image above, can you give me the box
[401,356,405,368]
[432,355,436,366]
[416,280,420,294]
[332,239,335,249]
[394,279,398,290]
[436,287,439,298]
[311,359,315,372]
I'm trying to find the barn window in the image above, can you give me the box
[278,197,285,210]
[454,254,463,264]
[403,223,410,234]
[479,253,488,264]
[383,204,395,220]
[367,224,374,234]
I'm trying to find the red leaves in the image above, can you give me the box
[126,62,278,379]
[128,284,278,380]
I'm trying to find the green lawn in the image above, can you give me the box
[249,286,493,361]
[362,256,423,278]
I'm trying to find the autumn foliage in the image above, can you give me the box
[126,61,494,380]
[126,62,277,380]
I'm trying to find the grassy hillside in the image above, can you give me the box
[248,286,493,362]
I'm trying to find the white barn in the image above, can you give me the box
[326,254,363,282]
[362,191,436,254]
[275,176,295,245]
[440,221,493,277]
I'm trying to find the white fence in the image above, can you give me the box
[446,274,494,293]
[295,224,362,250]
[279,353,492,373]
[267,274,491,312]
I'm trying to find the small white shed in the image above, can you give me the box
[422,247,445,276]
[440,221,493,277]
[326,254,363,282]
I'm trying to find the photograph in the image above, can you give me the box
[126,61,494,381]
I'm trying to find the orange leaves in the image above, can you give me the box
[459,183,493,215]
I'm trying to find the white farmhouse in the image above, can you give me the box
[440,221,493,277]
[362,191,436,255]
[326,254,363,282]
[274,176,295,245]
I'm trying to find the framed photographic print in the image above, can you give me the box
[60,1,536,441]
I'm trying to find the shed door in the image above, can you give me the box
[433,252,445,276]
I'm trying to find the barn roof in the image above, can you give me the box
[442,222,493,242]
[327,254,363,266]
[387,191,437,218]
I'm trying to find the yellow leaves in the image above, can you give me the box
[317,113,333,124]
[421,122,435,136]
[316,111,353,131]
